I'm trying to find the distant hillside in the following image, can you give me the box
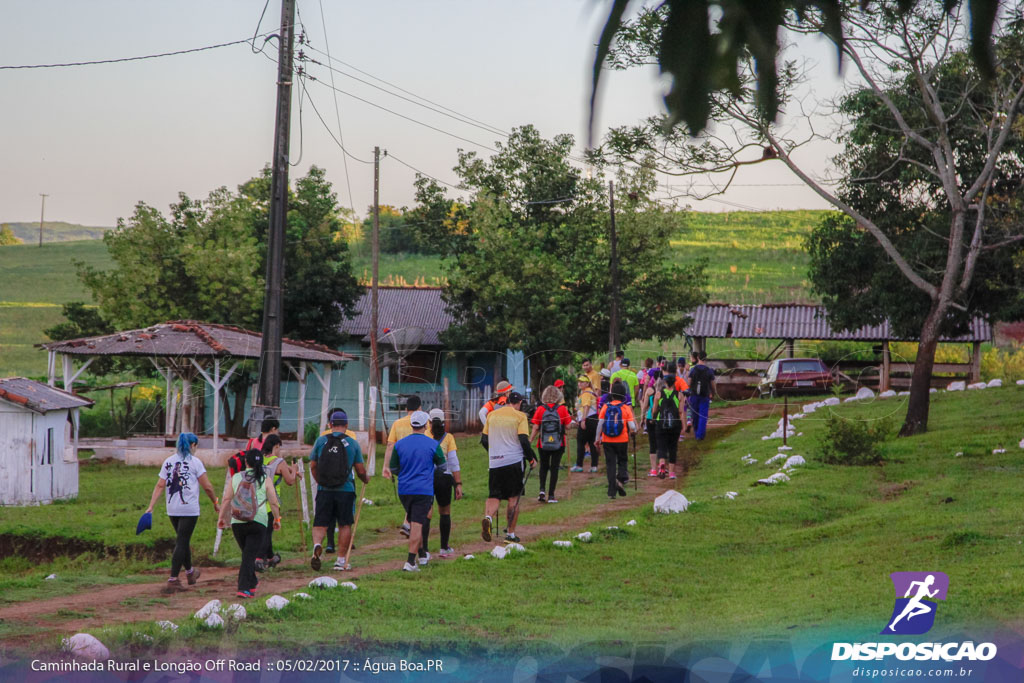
[0,221,112,244]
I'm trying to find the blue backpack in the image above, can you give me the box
[602,402,625,437]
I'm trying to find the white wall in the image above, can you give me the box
[0,405,79,505]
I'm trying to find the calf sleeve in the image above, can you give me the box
[440,513,452,549]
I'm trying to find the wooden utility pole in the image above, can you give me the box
[367,147,381,471]
[608,180,620,355]
[252,0,296,435]
[38,194,48,247]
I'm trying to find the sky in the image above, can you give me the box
[1,1,848,227]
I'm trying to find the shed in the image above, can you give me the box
[0,378,93,505]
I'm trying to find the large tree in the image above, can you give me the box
[441,125,707,392]
[595,3,1024,435]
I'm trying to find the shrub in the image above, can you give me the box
[304,421,320,446]
[817,414,891,465]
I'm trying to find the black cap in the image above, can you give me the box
[621,358,631,367]
[508,391,524,404]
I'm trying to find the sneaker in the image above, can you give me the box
[325,545,335,554]
[538,491,547,503]
[438,547,455,558]
[268,553,282,568]
[547,498,559,504]
[615,481,627,497]
[402,562,420,572]
[658,464,667,480]
[481,516,492,542]
[161,578,184,594]
[254,559,266,573]
[186,567,200,585]
[669,472,677,480]
[310,544,323,571]
[648,468,658,477]
[590,467,598,473]
[505,533,521,543]
[608,495,617,502]
[333,557,349,571]
[570,465,584,473]
[399,522,411,538]
[418,552,431,566]
[236,590,255,599]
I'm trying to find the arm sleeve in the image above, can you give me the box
[446,450,460,473]
[480,434,489,450]
[433,445,446,466]
[518,433,537,462]
[478,406,489,425]
[388,447,400,475]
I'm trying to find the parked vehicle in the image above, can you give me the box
[758,358,835,398]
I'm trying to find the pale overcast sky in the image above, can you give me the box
[2,1,845,227]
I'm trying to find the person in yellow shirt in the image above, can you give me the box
[580,359,602,396]
[572,375,600,473]
[480,392,537,544]
[381,395,421,536]
[427,409,463,557]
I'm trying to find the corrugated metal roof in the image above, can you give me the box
[685,304,991,342]
[0,377,93,414]
[339,287,452,347]
[40,321,354,363]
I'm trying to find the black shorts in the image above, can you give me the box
[488,461,525,500]
[434,470,455,507]
[313,490,355,528]
[400,494,434,525]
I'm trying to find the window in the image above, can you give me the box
[41,427,54,465]
[780,360,827,374]
[398,350,440,384]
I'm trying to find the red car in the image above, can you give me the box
[758,358,835,398]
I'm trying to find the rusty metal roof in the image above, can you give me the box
[0,377,93,414]
[685,304,991,342]
[39,321,354,363]
[339,287,452,347]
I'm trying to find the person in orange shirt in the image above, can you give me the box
[595,380,637,501]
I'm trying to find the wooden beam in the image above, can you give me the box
[970,342,982,383]
[881,340,891,392]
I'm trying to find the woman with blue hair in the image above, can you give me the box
[145,432,219,592]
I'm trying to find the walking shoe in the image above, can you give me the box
[608,495,617,502]
[399,522,411,538]
[402,562,420,572]
[648,468,658,477]
[268,553,282,568]
[538,491,547,503]
[590,467,598,473]
[504,533,521,543]
[615,480,627,497]
[658,464,667,480]
[418,552,431,566]
[310,544,323,571]
[481,516,492,542]
[325,545,335,553]
[236,590,255,599]
[254,559,266,573]
[186,567,201,585]
[161,577,184,594]
[547,498,559,504]
[333,557,349,571]
[438,547,455,558]
[570,465,584,473]
[669,472,677,480]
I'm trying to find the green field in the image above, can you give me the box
[2,386,1020,654]
[1,221,112,244]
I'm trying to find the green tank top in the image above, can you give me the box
[230,470,269,527]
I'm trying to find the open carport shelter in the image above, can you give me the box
[39,321,354,458]
[686,304,992,390]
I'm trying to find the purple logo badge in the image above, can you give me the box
[882,572,949,635]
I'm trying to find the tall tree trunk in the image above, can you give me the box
[899,300,946,436]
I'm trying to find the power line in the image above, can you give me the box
[299,78,374,164]
[314,0,356,216]
[385,153,461,189]
[0,34,274,70]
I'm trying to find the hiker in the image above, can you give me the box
[638,358,655,392]
[529,385,573,503]
[309,410,369,572]
[598,374,632,407]
[480,391,537,543]
[477,380,513,425]
[318,407,358,553]
[639,368,663,477]
[581,359,602,394]
[145,432,219,593]
[428,408,463,558]
[245,417,279,452]
[217,449,280,598]
[611,357,641,406]
[609,350,625,374]
[258,434,301,570]
[687,352,716,441]
[595,381,637,501]
[386,411,446,572]
[382,395,421,537]
[572,374,600,473]
[651,363,686,479]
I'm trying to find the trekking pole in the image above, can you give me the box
[631,432,638,491]
[505,463,534,543]
[342,479,368,569]
[293,457,307,553]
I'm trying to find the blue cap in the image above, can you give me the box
[330,410,348,424]
[136,511,152,535]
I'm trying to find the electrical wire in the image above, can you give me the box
[250,0,273,55]
[299,77,374,164]
[385,153,461,189]
[315,0,357,216]
[0,34,274,70]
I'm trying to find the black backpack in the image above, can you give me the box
[657,388,680,430]
[317,434,350,488]
[539,404,564,451]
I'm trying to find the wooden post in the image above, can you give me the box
[358,381,365,430]
[785,338,795,359]
[47,351,56,387]
[293,458,307,553]
[881,341,891,392]
[296,362,307,447]
[212,359,220,460]
[782,394,788,447]
[969,342,981,383]
[443,376,452,418]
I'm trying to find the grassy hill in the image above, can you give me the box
[0,211,825,377]
[0,221,112,244]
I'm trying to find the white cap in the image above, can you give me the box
[428,408,445,421]
[410,410,430,428]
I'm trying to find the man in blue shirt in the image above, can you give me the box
[385,411,445,572]
[308,410,368,572]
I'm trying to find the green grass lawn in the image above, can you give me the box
[6,386,1016,654]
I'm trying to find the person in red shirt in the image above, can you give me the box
[529,385,574,503]
[595,381,638,500]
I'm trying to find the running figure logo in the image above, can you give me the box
[882,572,949,635]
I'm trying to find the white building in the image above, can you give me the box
[0,377,92,505]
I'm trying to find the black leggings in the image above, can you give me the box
[657,423,683,464]
[538,447,564,497]
[232,521,265,592]
[576,415,599,468]
[604,442,629,496]
[168,515,197,577]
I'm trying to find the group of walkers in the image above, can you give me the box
[143,349,714,592]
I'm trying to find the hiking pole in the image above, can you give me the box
[631,432,638,491]
[505,462,534,542]
[293,457,307,553]
[342,479,368,569]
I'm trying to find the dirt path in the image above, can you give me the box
[0,402,776,641]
